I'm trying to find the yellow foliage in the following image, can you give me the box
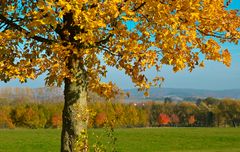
[0,0,239,97]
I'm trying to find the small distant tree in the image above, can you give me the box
[170,114,180,127]
[188,115,196,126]
[114,103,126,127]
[158,113,170,126]
[95,112,107,128]
[150,104,162,126]
[164,97,173,104]
[52,114,62,128]
[126,104,140,127]
[177,102,198,125]
[11,105,47,128]
[218,99,240,127]
[0,106,15,129]
[202,97,220,106]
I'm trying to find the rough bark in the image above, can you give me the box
[60,11,90,152]
[61,62,88,152]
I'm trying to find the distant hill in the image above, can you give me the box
[0,87,64,103]
[0,87,125,104]
[1,87,240,104]
[124,88,240,102]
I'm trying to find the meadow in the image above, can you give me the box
[1,127,240,152]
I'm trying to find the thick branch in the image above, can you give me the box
[96,33,114,46]
[224,0,232,8]
[0,14,55,44]
[133,2,146,12]
[100,45,122,57]
[197,28,234,40]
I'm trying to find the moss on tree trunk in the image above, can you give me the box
[61,71,88,152]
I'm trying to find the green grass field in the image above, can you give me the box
[1,128,240,152]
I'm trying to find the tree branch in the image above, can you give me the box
[96,33,114,46]
[99,45,122,57]
[197,28,234,40]
[133,2,146,12]
[0,14,55,44]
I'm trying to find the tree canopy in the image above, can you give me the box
[1,0,239,97]
[1,1,240,151]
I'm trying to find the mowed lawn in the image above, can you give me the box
[1,128,240,152]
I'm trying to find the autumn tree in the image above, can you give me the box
[95,112,107,127]
[0,105,15,129]
[176,102,198,125]
[170,114,180,126]
[188,115,196,126]
[1,0,239,151]
[218,99,240,127]
[52,113,63,128]
[158,113,170,126]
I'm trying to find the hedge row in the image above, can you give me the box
[1,97,240,129]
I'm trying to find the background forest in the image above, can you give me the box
[1,87,240,129]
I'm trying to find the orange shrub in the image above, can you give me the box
[158,113,170,125]
[52,114,62,128]
[188,115,196,125]
[95,112,107,127]
[171,114,180,125]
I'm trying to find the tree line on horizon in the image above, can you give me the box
[0,97,240,129]
[0,87,126,104]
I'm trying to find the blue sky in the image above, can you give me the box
[0,1,240,90]
[105,44,240,90]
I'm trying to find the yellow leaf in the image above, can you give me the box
[144,91,149,97]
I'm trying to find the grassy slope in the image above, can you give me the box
[1,128,240,152]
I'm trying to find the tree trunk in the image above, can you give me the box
[232,120,236,128]
[61,76,88,152]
